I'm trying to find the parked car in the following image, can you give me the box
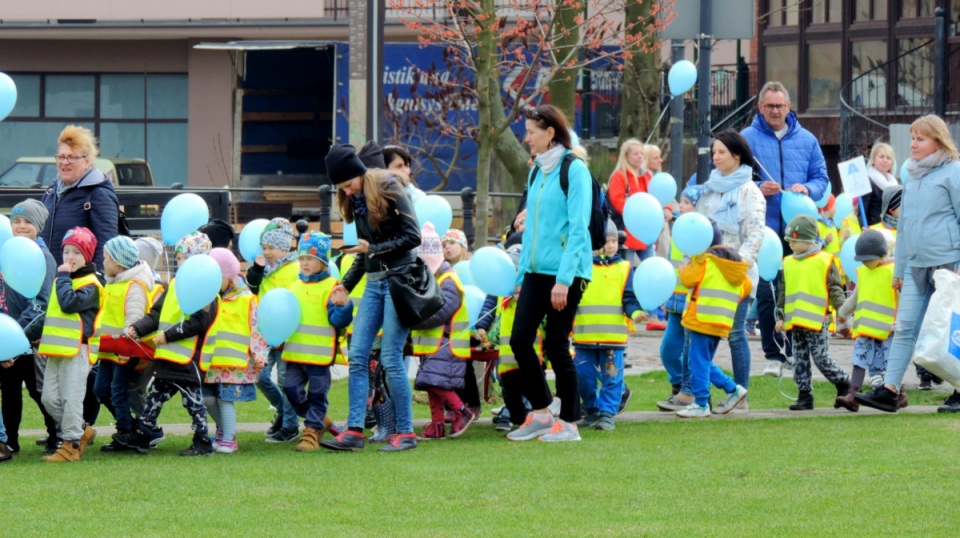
[0,157,155,188]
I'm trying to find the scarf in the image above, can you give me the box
[351,193,368,217]
[868,167,898,189]
[704,164,753,194]
[792,241,823,260]
[906,149,952,179]
[264,251,299,278]
[881,213,898,230]
[535,145,565,175]
[299,269,331,283]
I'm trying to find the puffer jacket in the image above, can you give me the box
[680,246,751,338]
[413,264,466,391]
[894,160,960,278]
[41,168,119,270]
[741,112,830,235]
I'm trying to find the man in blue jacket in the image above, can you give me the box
[742,81,830,378]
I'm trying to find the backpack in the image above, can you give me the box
[530,153,609,251]
[84,189,132,237]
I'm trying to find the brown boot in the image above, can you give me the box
[42,441,82,462]
[78,425,97,456]
[295,427,321,452]
[834,386,860,412]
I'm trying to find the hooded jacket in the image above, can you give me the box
[894,160,960,278]
[413,262,466,391]
[679,246,751,338]
[877,184,902,230]
[41,168,120,271]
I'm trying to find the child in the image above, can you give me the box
[281,232,353,450]
[675,220,750,418]
[574,221,647,430]
[775,215,852,410]
[114,232,216,456]
[201,248,268,454]
[835,230,899,412]
[411,224,475,439]
[246,217,301,443]
[38,227,102,462]
[869,185,901,237]
[817,194,841,255]
[128,236,166,443]
[441,228,471,265]
[91,236,153,453]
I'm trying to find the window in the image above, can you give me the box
[766,0,799,27]
[765,46,799,102]
[897,39,934,107]
[0,73,188,186]
[812,0,842,24]
[853,41,887,77]
[901,0,934,18]
[808,42,842,108]
[855,0,887,20]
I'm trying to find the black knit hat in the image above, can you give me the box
[358,140,386,169]
[324,144,368,185]
[854,229,888,261]
[199,218,236,249]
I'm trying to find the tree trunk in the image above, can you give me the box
[473,0,498,248]
[618,0,660,147]
[547,0,584,123]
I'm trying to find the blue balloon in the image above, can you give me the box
[632,257,676,310]
[161,193,210,246]
[0,215,12,251]
[0,72,17,122]
[834,192,854,222]
[414,195,453,236]
[815,189,831,209]
[0,313,30,362]
[470,247,516,297]
[840,234,862,284]
[238,218,268,262]
[668,60,697,95]
[780,191,818,225]
[257,288,302,347]
[329,261,341,281]
[623,193,664,245]
[454,260,475,287]
[648,172,678,206]
[0,236,46,299]
[672,212,714,256]
[899,160,910,182]
[757,227,784,281]
[174,254,222,315]
[463,284,487,329]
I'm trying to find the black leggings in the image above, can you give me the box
[0,352,57,449]
[508,273,586,423]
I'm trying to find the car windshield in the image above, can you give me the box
[114,163,151,187]
[0,163,58,187]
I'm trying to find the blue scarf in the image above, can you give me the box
[352,193,368,216]
[704,164,754,194]
[299,269,331,283]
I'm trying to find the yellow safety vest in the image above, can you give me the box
[783,251,833,331]
[91,280,151,364]
[259,261,299,295]
[669,242,688,296]
[148,283,165,305]
[282,278,339,366]
[868,222,897,239]
[496,298,544,376]
[153,279,214,365]
[39,273,103,363]
[694,258,746,329]
[839,214,862,249]
[410,271,470,358]
[853,262,897,340]
[818,221,840,254]
[200,292,256,371]
[573,261,631,345]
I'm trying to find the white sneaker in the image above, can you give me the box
[677,403,711,418]
[712,385,748,415]
[537,420,581,442]
[869,374,884,389]
[762,360,783,377]
[547,397,561,417]
[506,412,555,441]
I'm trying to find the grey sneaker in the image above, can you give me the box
[538,420,581,442]
[712,385,748,415]
[506,412,555,441]
[577,409,602,428]
[547,397,562,417]
[595,412,615,431]
[657,393,694,412]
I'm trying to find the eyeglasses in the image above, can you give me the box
[55,154,87,163]
[762,104,788,111]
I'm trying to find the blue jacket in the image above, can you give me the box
[741,112,829,235]
[41,168,119,271]
[2,237,57,342]
[894,160,960,278]
[518,150,593,286]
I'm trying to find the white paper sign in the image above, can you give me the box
[838,156,872,197]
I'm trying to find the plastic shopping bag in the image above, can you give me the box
[913,269,960,385]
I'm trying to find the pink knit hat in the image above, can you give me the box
[209,248,240,280]
[417,223,444,274]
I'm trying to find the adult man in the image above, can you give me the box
[742,81,830,377]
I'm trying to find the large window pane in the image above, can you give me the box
[9,74,40,117]
[785,0,800,25]
[767,0,783,27]
[100,122,146,160]
[901,0,933,17]
[147,123,188,186]
[853,40,886,76]
[809,43,842,109]
[812,0,840,23]
[0,122,64,174]
[45,75,95,117]
[764,46,799,103]
[897,39,934,107]
[100,74,145,119]
[147,74,188,119]
[851,41,888,108]
[855,0,887,20]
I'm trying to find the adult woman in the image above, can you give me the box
[695,130,766,393]
[505,105,592,443]
[643,144,664,173]
[319,144,422,452]
[862,142,899,227]
[41,125,119,271]
[383,145,425,202]
[857,115,960,412]
[607,139,653,261]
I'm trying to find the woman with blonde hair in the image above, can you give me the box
[607,138,653,261]
[643,144,664,173]
[862,142,899,226]
[857,115,960,413]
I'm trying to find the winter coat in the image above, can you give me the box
[341,179,422,293]
[680,246,751,338]
[697,165,767,266]
[53,264,102,342]
[41,168,119,271]
[894,160,960,278]
[3,237,57,342]
[607,167,653,250]
[413,264,466,391]
[741,112,830,235]
[131,286,215,385]
[518,149,593,286]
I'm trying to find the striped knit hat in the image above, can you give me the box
[104,236,140,269]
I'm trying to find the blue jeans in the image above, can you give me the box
[347,279,413,434]
[688,331,737,407]
[283,362,332,430]
[660,312,685,387]
[728,297,751,389]
[93,359,137,432]
[257,348,298,430]
[574,347,624,415]
[885,270,935,390]
[757,272,791,361]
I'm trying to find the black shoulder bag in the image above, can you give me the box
[385,258,445,328]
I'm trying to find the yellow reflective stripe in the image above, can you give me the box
[784,292,827,306]
[295,325,336,337]
[574,324,629,335]
[43,317,77,330]
[210,346,249,361]
[858,300,896,317]
[39,335,80,348]
[155,339,196,364]
[697,304,737,317]
[576,305,624,316]
[854,317,893,332]
[698,288,741,303]
[97,323,126,334]
[788,310,827,326]
[214,331,250,346]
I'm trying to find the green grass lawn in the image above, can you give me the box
[4,373,959,535]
